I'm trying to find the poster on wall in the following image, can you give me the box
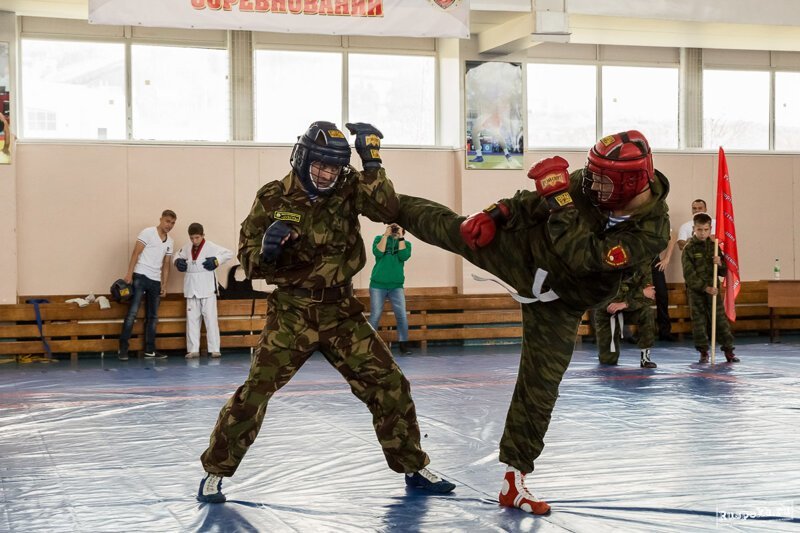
[0,42,10,165]
[465,61,523,170]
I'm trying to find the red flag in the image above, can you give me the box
[715,147,740,321]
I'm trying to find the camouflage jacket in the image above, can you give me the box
[501,169,671,309]
[682,236,727,294]
[605,265,654,311]
[238,167,399,289]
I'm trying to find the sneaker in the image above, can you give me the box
[185,352,199,359]
[197,472,226,503]
[398,342,412,355]
[405,467,455,494]
[144,352,168,359]
[698,350,709,364]
[210,352,222,359]
[724,350,740,363]
[117,351,129,361]
[498,467,550,515]
[469,156,485,163]
[640,349,657,368]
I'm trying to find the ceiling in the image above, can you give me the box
[4,0,800,53]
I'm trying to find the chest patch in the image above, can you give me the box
[274,211,302,223]
[605,244,629,267]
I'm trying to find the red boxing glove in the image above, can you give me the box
[460,202,510,250]
[527,156,574,211]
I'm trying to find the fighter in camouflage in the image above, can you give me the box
[395,130,671,514]
[197,121,455,503]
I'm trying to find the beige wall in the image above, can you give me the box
[8,142,799,299]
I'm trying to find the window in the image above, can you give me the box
[603,66,679,149]
[348,53,435,145]
[703,70,769,150]
[254,50,342,143]
[775,71,800,151]
[20,39,125,140]
[527,63,596,148]
[131,44,229,141]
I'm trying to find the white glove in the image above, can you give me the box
[84,293,97,303]
[65,298,89,308]
[96,296,111,310]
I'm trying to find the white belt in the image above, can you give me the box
[471,268,560,304]
[609,312,624,352]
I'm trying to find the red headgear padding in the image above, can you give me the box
[582,130,654,210]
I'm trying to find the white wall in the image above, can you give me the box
[10,142,799,300]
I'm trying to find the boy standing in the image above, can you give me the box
[118,210,176,360]
[175,223,234,359]
[681,213,740,364]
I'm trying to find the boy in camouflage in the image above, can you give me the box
[592,265,658,368]
[395,131,670,514]
[197,121,455,503]
[681,212,740,364]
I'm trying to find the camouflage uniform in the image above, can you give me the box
[200,167,430,477]
[593,266,656,365]
[681,236,734,351]
[396,170,670,473]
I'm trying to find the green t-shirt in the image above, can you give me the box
[369,235,412,289]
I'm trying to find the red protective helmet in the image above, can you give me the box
[582,130,654,210]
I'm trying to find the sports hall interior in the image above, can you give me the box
[1,1,799,532]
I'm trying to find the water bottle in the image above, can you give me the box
[773,258,781,280]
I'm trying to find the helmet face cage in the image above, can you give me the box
[582,130,653,209]
[290,121,351,196]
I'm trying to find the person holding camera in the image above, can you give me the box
[369,224,413,355]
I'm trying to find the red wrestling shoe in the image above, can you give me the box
[498,467,551,515]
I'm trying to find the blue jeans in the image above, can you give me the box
[368,287,409,342]
[119,273,161,354]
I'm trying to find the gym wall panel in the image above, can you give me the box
[125,145,237,296]
[16,143,129,296]
[360,148,459,291]
[10,143,800,296]
[0,162,15,303]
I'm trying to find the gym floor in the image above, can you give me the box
[1,336,799,532]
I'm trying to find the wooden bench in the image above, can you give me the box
[362,288,591,349]
[2,282,798,360]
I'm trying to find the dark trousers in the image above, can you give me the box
[119,273,161,354]
[651,257,671,338]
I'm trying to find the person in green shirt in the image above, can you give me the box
[369,223,413,354]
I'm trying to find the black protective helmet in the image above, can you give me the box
[290,121,351,196]
[110,279,132,303]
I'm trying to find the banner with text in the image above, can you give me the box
[89,0,470,38]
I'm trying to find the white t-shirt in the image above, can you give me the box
[134,226,174,282]
[678,215,716,242]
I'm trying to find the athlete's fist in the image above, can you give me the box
[460,202,510,250]
[528,156,574,211]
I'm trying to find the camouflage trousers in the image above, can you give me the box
[200,290,430,476]
[397,195,585,473]
[593,304,655,365]
[687,290,734,351]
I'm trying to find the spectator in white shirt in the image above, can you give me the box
[118,210,176,361]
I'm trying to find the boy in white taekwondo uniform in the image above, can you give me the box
[175,223,234,358]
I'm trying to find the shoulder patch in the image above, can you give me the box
[605,244,629,267]
[274,211,302,223]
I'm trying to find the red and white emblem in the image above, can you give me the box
[605,244,629,267]
[431,0,459,9]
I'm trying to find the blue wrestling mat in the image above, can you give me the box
[1,337,799,532]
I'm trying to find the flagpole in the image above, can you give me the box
[710,240,719,365]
